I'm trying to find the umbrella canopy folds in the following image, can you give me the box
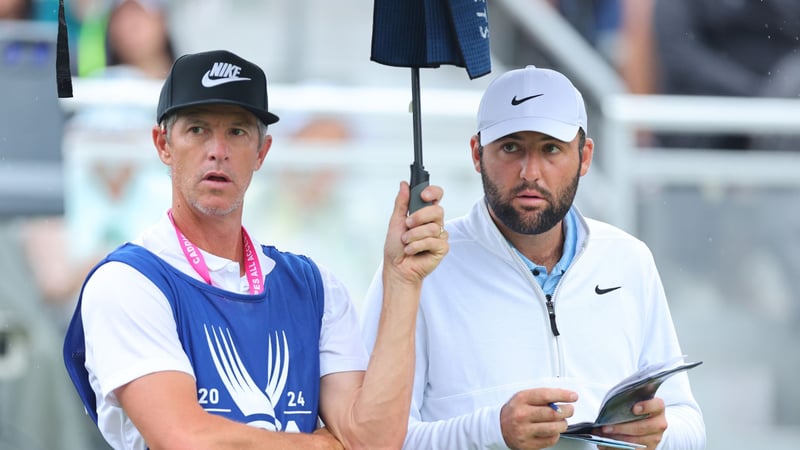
[372,0,491,212]
[371,0,491,79]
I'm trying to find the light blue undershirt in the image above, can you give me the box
[514,207,578,296]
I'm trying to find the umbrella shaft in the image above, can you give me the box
[411,68,423,165]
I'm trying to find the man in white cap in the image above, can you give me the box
[361,66,706,449]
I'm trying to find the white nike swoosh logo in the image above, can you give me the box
[201,71,251,87]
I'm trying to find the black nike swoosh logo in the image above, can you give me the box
[595,285,621,295]
[511,94,544,105]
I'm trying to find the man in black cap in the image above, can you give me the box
[64,49,449,450]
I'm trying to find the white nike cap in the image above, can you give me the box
[477,65,587,145]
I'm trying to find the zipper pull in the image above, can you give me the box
[545,294,560,336]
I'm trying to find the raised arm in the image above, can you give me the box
[320,181,448,449]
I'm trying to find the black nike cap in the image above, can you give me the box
[156,50,280,126]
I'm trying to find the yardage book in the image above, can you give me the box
[560,356,703,450]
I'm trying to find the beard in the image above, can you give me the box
[169,165,247,217]
[191,197,243,217]
[480,158,579,235]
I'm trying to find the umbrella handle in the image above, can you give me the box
[409,162,431,214]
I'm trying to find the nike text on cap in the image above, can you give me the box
[156,50,280,126]
[477,65,587,146]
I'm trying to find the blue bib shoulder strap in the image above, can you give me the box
[61,244,181,424]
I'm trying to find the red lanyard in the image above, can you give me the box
[167,209,264,294]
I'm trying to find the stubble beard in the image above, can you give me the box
[171,166,245,217]
[191,197,243,217]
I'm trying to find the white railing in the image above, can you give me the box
[601,94,800,233]
[56,79,800,236]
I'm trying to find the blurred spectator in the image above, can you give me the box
[546,0,622,64]
[489,0,658,98]
[548,0,660,97]
[491,0,623,71]
[0,0,33,19]
[653,0,800,150]
[103,0,175,78]
[73,0,175,77]
[617,0,656,95]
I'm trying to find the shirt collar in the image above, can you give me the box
[142,211,276,276]
[514,207,578,292]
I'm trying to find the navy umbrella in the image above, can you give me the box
[371,0,491,212]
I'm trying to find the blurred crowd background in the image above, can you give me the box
[2,0,800,448]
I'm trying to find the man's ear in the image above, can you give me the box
[470,134,482,173]
[254,135,272,171]
[579,137,594,177]
[152,125,171,164]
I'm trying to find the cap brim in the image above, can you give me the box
[159,99,279,126]
[480,117,579,146]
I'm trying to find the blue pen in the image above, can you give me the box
[549,402,562,413]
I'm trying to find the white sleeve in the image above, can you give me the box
[82,261,194,406]
[405,405,508,450]
[358,264,383,354]
[318,264,369,376]
[659,404,707,450]
[360,266,509,450]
